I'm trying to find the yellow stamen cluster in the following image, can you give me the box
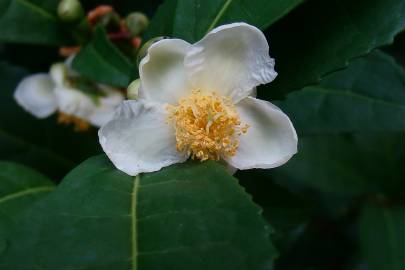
[57,112,90,132]
[167,90,249,161]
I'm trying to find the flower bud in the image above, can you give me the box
[97,11,121,32]
[58,0,84,24]
[127,79,141,100]
[136,36,167,67]
[125,12,149,37]
[50,63,68,86]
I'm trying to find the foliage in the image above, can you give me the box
[0,0,404,269]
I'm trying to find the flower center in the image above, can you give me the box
[167,90,249,161]
[57,112,90,132]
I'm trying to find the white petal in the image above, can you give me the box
[185,23,277,102]
[99,100,187,176]
[88,85,124,127]
[226,97,298,170]
[88,106,116,127]
[139,39,192,104]
[54,86,95,119]
[14,74,57,118]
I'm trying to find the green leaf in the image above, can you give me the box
[358,204,405,270]
[277,51,405,134]
[72,27,136,87]
[259,0,405,99]
[0,161,54,208]
[271,134,405,197]
[0,0,72,45]
[0,161,54,254]
[144,0,304,42]
[236,169,313,252]
[236,169,313,234]
[0,155,276,269]
[0,61,101,179]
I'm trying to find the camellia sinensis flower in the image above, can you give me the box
[99,23,298,176]
[14,57,124,131]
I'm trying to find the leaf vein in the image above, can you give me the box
[0,186,54,205]
[130,174,140,270]
[15,0,57,20]
[206,0,233,33]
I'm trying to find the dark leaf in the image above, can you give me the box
[259,0,405,99]
[358,204,405,270]
[271,133,405,197]
[277,51,405,134]
[0,155,277,270]
[0,0,72,45]
[144,0,304,42]
[72,27,136,87]
[0,161,54,255]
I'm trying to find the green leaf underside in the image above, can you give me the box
[277,51,405,134]
[72,27,136,88]
[259,0,405,99]
[271,133,405,196]
[0,156,276,270]
[0,61,101,179]
[144,0,304,43]
[0,0,72,45]
[358,204,405,270]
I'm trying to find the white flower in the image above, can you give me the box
[99,23,298,176]
[14,56,124,131]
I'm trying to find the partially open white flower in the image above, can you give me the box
[14,57,124,131]
[99,23,298,176]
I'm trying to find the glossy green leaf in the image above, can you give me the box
[0,0,72,45]
[0,161,54,208]
[236,169,312,253]
[271,133,405,196]
[237,169,313,234]
[0,155,276,269]
[259,0,405,99]
[358,204,405,270]
[0,61,101,179]
[277,51,405,134]
[144,0,304,42]
[72,27,136,87]
[0,161,54,253]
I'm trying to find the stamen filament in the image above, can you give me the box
[167,90,249,161]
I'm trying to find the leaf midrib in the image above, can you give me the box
[206,0,234,33]
[0,185,54,205]
[130,174,140,270]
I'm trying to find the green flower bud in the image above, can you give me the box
[58,0,84,24]
[50,63,69,86]
[125,12,149,37]
[136,36,167,67]
[127,79,141,100]
[98,11,121,32]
